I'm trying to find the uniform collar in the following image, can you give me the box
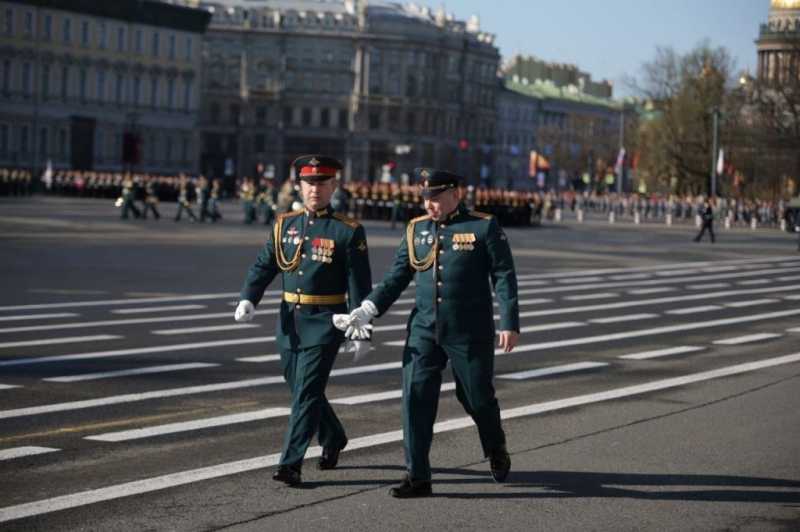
[445,203,468,221]
[306,204,332,218]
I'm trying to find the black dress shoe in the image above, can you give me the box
[489,446,511,483]
[272,464,302,486]
[318,446,343,470]
[388,474,432,498]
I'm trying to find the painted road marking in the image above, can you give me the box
[0,447,59,461]
[152,324,260,336]
[111,305,207,315]
[724,299,780,308]
[44,363,219,383]
[3,352,799,523]
[0,335,121,349]
[564,293,619,301]
[618,346,706,360]
[666,306,722,315]
[588,313,658,324]
[713,333,783,345]
[498,361,609,380]
[0,313,78,322]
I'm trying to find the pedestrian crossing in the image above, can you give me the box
[1,254,799,524]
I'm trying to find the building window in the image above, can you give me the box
[81,20,89,47]
[98,22,106,49]
[4,8,12,36]
[406,111,415,133]
[183,79,192,111]
[254,134,265,152]
[230,103,240,125]
[320,108,330,128]
[96,70,105,102]
[168,34,175,60]
[256,106,267,124]
[133,76,141,105]
[210,102,220,123]
[2,59,11,93]
[185,36,193,61]
[19,125,29,155]
[21,62,31,96]
[24,10,32,36]
[150,77,158,107]
[165,136,173,162]
[115,73,124,105]
[117,26,125,52]
[0,124,8,154]
[63,17,71,43]
[181,136,189,162]
[369,111,380,130]
[135,29,142,53]
[79,68,87,101]
[166,78,175,109]
[59,128,67,157]
[283,106,293,126]
[301,108,311,126]
[41,64,50,99]
[39,127,48,158]
[152,32,160,58]
[60,66,69,99]
[43,15,52,40]
[338,109,348,129]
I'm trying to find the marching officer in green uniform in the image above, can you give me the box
[338,168,520,498]
[234,154,373,486]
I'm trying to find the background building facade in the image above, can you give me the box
[194,0,499,184]
[757,0,800,84]
[0,0,210,173]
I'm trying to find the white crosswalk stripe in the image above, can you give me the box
[713,333,783,345]
[0,335,122,349]
[152,324,260,335]
[44,363,220,383]
[618,346,706,360]
[111,305,207,315]
[0,313,79,322]
[498,361,609,380]
[0,447,59,461]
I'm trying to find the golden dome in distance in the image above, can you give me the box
[771,0,800,8]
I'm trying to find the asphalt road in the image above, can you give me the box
[0,196,798,531]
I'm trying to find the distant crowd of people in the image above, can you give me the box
[2,167,797,231]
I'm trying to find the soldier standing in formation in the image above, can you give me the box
[208,179,222,222]
[234,155,373,486]
[141,178,161,220]
[693,198,716,243]
[258,177,278,226]
[240,177,257,224]
[118,174,141,219]
[174,174,198,222]
[340,168,520,498]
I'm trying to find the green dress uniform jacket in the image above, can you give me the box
[240,204,373,350]
[366,202,519,481]
[369,202,520,342]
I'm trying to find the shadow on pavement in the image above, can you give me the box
[434,470,800,502]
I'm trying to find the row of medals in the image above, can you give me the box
[312,246,334,263]
[452,233,476,251]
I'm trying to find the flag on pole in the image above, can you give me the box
[716,147,724,175]
[614,147,626,176]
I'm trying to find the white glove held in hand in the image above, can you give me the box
[349,300,378,327]
[234,300,255,322]
[332,314,351,332]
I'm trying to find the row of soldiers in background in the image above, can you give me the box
[538,190,796,229]
[116,174,222,222]
[0,168,35,196]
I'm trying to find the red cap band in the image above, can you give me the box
[299,166,337,177]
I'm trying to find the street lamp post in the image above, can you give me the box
[710,106,720,199]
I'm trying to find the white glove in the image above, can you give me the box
[332,314,351,332]
[345,322,373,341]
[234,300,255,322]
[349,300,378,328]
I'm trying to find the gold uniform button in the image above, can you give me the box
[302,254,307,258]
[437,281,443,287]
[438,249,444,254]
[296,288,302,293]
[304,236,309,241]
[437,297,442,303]
[438,265,443,271]
[438,235,444,240]
[295,304,301,310]
[298,271,304,276]
[309,220,314,225]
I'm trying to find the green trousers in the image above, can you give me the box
[279,343,348,467]
[402,337,506,481]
